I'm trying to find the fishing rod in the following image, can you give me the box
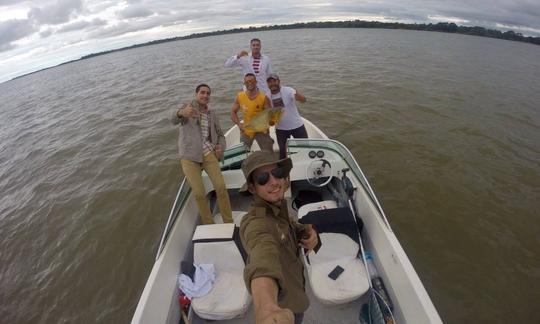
[341,168,395,324]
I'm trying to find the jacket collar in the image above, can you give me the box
[252,195,286,219]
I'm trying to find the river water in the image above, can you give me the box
[0,28,539,324]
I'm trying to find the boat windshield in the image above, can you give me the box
[287,138,391,229]
[287,138,364,183]
[221,144,249,171]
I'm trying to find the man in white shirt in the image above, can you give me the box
[225,38,274,96]
[267,74,308,159]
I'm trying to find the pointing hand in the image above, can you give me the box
[182,105,200,118]
[237,50,249,58]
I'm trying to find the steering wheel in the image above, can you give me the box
[306,159,333,187]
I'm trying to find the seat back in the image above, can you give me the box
[192,224,246,273]
[297,200,338,218]
[299,207,361,248]
[292,189,323,211]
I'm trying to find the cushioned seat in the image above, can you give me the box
[191,223,250,320]
[214,210,247,226]
[299,206,370,305]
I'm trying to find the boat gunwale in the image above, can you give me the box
[155,178,190,260]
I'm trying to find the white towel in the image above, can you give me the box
[178,263,216,299]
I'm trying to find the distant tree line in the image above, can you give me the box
[80,20,539,60]
[8,19,537,82]
[212,20,540,45]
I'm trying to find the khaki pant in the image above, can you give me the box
[241,132,274,152]
[181,153,233,224]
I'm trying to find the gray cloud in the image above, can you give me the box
[0,0,21,6]
[0,19,37,53]
[116,5,153,19]
[90,21,151,38]
[28,0,83,25]
[368,0,540,32]
[0,43,15,52]
[40,29,53,38]
[84,0,117,15]
[90,13,187,39]
[57,18,107,33]
[89,6,258,40]
[80,0,540,38]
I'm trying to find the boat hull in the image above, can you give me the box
[132,119,442,324]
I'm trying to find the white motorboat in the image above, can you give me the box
[131,118,443,324]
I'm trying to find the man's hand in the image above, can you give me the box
[252,277,294,324]
[238,122,246,134]
[237,50,249,58]
[259,307,294,324]
[180,105,200,118]
[299,224,318,250]
[215,144,223,159]
[293,89,307,103]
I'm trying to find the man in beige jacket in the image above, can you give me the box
[171,84,233,224]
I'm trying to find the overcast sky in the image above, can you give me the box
[1,0,539,82]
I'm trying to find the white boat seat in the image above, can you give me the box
[214,210,247,226]
[299,207,370,305]
[297,200,338,218]
[191,223,251,320]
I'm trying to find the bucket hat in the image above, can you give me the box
[239,151,292,194]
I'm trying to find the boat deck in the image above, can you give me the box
[188,185,370,324]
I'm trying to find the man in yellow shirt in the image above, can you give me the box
[231,73,274,152]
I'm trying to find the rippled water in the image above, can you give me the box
[1,29,539,324]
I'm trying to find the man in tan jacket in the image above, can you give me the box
[171,84,233,225]
[239,151,320,323]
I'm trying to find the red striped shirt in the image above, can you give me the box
[252,57,261,74]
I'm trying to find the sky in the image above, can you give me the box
[1,0,540,83]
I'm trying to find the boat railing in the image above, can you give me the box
[287,138,392,230]
[155,178,191,260]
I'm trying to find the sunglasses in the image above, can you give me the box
[252,167,286,186]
